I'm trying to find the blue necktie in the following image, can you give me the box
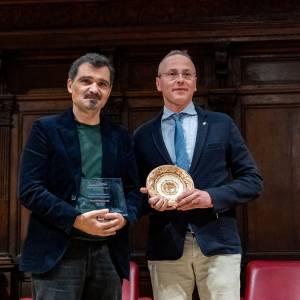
[172,113,190,171]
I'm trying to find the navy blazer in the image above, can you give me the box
[134,105,263,260]
[19,108,141,279]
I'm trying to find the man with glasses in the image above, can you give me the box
[134,50,263,300]
[19,53,141,300]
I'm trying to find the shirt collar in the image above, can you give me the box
[162,102,197,121]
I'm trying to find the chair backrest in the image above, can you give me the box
[244,260,300,300]
[122,261,139,300]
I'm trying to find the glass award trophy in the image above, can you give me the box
[76,178,128,216]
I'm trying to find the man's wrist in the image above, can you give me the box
[73,214,84,229]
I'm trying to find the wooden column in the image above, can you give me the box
[0,54,17,300]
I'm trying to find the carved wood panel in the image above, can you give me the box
[241,56,300,86]
[0,0,299,32]
[242,93,300,257]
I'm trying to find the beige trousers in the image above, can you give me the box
[148,232,241,300]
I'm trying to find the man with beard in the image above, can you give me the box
[19,53,141,300]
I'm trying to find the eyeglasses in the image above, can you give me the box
[158,71,196,81]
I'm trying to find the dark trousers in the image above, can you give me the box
[32,239,121,300]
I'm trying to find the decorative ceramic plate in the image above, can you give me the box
[146,165,194,205]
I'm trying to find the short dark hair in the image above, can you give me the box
[158,50,194,75]
[68,53,115,86]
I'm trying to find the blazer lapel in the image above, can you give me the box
[151,112,173,164]
[57,108,82,190]
[189,106,209,175]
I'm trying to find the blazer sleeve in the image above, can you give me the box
[18,120,80,235]
[205,119,263,211]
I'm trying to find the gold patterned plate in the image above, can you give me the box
[146,165,194,206]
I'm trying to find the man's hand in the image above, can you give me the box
[73,209,127,236]
[140,187,176,212]
[176,189,213,211]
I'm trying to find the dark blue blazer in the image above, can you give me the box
[18,107,141,279]
[134,105,263,260]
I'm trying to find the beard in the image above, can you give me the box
[86,98,99,110]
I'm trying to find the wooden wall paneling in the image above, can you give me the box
[6,50,86,94]
[0,96,18,300]
[207,90,238,119]
[0,0,300,34]
[0,98,15,254]
[193,50,208,90]
[242,93,300,258]
[241,55,300,86]
[0,52,18,300]
[9,112,19,257]
[118,50,160,92]
[213,42,231,88]
[234,46,300,259]
[126,93,162,130]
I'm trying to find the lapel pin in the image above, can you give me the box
[202,121,207,126]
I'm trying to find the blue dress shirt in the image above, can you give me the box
[161,102,198,168]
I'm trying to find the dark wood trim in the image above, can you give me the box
[1,22,300,50]
[0,0,105,4]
